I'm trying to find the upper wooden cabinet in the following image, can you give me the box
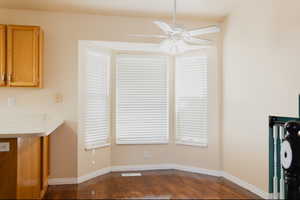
[0,25,43,88]
[0,25,5,86]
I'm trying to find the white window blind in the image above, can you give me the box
[175,56,208,146]
[83,50,110,149]
[116,54,169,144]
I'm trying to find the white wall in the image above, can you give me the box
[223,0,300,192]
[0,8,222,179]
[3,0,300,193]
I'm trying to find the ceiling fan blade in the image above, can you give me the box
[188,25,220,36]
[185,44,211,50]
[129,34,168,39]
[153,21,174,34]
[184,36,212,45]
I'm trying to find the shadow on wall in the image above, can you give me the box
[50,121,77,179]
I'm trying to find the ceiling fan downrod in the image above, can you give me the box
[173,0,177,26]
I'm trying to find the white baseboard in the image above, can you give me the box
[77,167,111,184]
[111,164,173,172]
[111,164,221,178]
[222,172,270,199]
[48,167,111,185]
[48,177,78,185]
[172,164,221,177]
[49,164,269,199]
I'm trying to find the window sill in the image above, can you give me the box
[116,141,169,145]
[176,141,208,147]
[85,143,111,151]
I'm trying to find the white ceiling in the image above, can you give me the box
[0,0,239,20]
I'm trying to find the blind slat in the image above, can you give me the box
[116,54,169,144]
[83,51,110,149]
[176,56,208,146]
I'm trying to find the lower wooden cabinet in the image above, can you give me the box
[0,136,49,199]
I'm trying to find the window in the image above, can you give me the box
[175,56,208,146]
[82,49,110,149]
[116,54,169,144]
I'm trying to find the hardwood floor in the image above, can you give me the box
[44,170,261,199]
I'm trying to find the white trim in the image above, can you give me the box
[222,172,270,199]
[116,141,169,145]
[85,143,111,151]
[48,177,78,185]
[48,167,111,185]
[77,167,111,184]
[79,40,211,53]
[48,164,269,199]
[172,164,221,177]
[111,164,173,172]
[175,141,208,147]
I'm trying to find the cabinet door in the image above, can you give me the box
[0,139,18,199]
[7,25,41,87]
[0,25,5,86]
[17,136,41,199]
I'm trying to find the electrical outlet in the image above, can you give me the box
[143,151,152,159]
[7,97,16,107]
[55,93,63,103]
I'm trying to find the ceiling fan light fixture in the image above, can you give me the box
[160,39,188,55]
[130,0,220,55]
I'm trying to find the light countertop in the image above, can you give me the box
[0,114,64,138]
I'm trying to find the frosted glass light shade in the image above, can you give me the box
[160,39,189,55]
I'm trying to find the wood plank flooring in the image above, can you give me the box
[44,170,261,199]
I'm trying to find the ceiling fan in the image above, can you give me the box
[130,0,220,54]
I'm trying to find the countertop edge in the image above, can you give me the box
[0,120,64,138]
